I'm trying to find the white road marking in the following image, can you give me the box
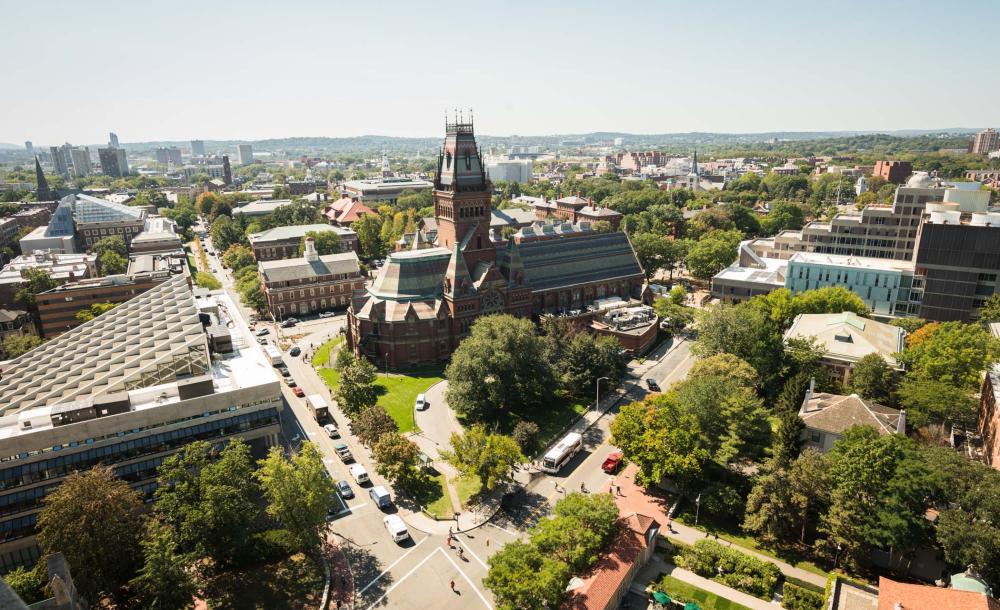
[455,536,488,570]
[486,522,517,537]
[441,546,493,609]
[307,431,317,437]
[364,546,441,609]
[357,535,428,595]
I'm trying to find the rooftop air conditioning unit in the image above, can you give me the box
[21,420,32,430]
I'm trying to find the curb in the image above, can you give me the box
[319,553,332,610]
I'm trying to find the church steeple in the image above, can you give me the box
[34,156,51,201]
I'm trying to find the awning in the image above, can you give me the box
[684,603,701,610]
[652,591,671,604]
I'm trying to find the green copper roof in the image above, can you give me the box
[368,247,451,301]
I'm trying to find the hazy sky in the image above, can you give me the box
[2,0,996,144]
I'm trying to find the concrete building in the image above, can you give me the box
[785,252,918,317]
[68,148,91,178]
[47,147,68,178]
[258,240,365,319]
[784,311,905,383]
[190,139,205,157]
[0,309,38,359]
[799,390,904,453]
[969,128,1000,155]
[0,251,97,309]
[97,147,128,178]
[485,156,532,183]
[155,147,182,165]
[236,143,254,165]
[130,216,182,254]
[0,277,282,570]
[873,160,912,184]
[248,223,357,261]
[68,194,146,251]
[231,199,292,219]
[341,177,434,204]
[108,132,119,149]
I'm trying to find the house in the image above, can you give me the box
[0,309,37,358]
[783,311,905,383]
[799,388,904,452]
[877,575,1000,610]
[323,196,378,227]
[562,513,659,610]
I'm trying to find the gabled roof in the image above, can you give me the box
[248,223,353,244]
[878,577,1000,610]
[505,231,644,293]
[563,513,658,610]
[259,251,360,283]
[325,197,376,224]
[784,312,905,367]
[800,392,902,436]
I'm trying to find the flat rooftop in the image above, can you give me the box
[714,257,787,287]
[788,251,915,273]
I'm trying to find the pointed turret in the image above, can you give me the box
[443,242,474,298]
[35,156,51,201]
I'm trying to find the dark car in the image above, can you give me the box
[337,480,354,499]
[645,378,660,392]
[289,346,301,357]
[278,367,290,377]
[281,319,296,328]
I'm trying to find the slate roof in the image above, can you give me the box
[258,251,360,283]
[506,231,644,292]
[878,577,1000,610]
[367,247,451,301]
[800,392,902,436]
[784,312,905,367]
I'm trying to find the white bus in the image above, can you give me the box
[541,432,583,474]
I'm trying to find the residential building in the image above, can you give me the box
[98,147,129,178]
[969,128,1000,155]
[48,146,68,178]
[0,208,51,253]
[784,312,905,383]
[873,160,913,184]
[155,147,182,165]
[562,513,659,610]
[0,277,282,570]
[341,177,434,204]
[190,139,205,157]
[799,389,904,452]
[485,156,532,183]
[108,132,119,148]
[965,170,1000,188]
[0,309,38,359]
[236,143,254,165]
[68,147,91,178]
[323,196,378,227]
[877,575,1000,610]
[347,117,648,366]
[531,195,623,230]
[0,251,97,308]
[231,199,293,219]
[605,151,668,172]
[258,239,365,319]
[285,179,323,195]
[248,223,357,261]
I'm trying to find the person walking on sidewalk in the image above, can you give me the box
[450,580,456,593]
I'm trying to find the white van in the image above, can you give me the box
[383,514,409,542]
[349,463,369,485]
[415,393,428,411]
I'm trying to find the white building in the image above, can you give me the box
[236,144,254,165]
[485,156,533,183]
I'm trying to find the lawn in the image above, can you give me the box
[202,552,324,610]
[312,336,344,368]
[498,395,588,453]
[373,366,444,433]
[655,574,752,610]
[454,474,482,506]
[418,473,453,519]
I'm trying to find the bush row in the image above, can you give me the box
[675,539,782,599]
[781,582,824,610]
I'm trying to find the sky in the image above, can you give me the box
[2,0,997,145]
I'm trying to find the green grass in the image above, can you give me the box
[655,574,752,610]
[499,395,588,452]
[417,474,452,519]
[312,336,344,367]
[202,552,324,610]
[455,474,482,506]
[374,366,444,433]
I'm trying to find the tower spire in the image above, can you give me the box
[35,156,51,201]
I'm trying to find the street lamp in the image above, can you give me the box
[385,352,390,379]
[595,376,610,416]
[694,493,702,526]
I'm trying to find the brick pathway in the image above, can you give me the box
[326,542,354,609]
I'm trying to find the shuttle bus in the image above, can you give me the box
[541,432,583,474]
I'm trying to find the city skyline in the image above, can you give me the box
[2,0,997,144]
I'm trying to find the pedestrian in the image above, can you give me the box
[340,575,346,589]
[486,538,490,548]
[616,485,622,496]
[450,580,456,593]
[448,526,453,536]
[608,486,614,495]
[447,535,454,548]
[458,547,464,560]
[580,482,587,493]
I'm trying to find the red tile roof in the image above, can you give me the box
[878,577,1000,610]
[562,513,658,610]
[324,197,376,224]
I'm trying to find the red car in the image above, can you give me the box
[292,387,305,398]
[602,452,624,474]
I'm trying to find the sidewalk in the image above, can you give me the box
[609,462,828,589]
[633,555,778,610]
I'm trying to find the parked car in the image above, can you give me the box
[284,378,297,387]
[292,387,305,398]
[645,378,660,392]
[255,328,270,336]
[257,337,268,345]
[323,423,340,438]
[281,319,296,328]
[336,480,354,499]
[289,346,301,357]
[384,514,409,543]
[318,311,336,319]
[334,443,353,462]
[278,367,290,377]
[602,451,624,474]
[415,393,428,411]
[349,463,369,485]
[369,486,392,510]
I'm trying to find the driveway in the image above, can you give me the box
[412,380,460,460]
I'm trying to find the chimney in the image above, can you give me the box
[897,409,906,434]
[801,377,815,414]
[303,236,319,262]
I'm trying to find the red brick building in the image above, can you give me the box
[531,195,623,230]
[873,160,913,184]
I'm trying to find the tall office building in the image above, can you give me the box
[190,139,205,157]
[236,143,254,165]
[155,147,182,165]
[970,128,1000,155]
[108,132,119,148]
[69,147,91,178]
[48,146,68,177]
[23,142,32,156]
[98,147,129,178]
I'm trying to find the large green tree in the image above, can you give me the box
[92,235,127,259]
[256,442,337,553]
[353,214,385,260]
[684,229,742,280]
[36,465,144,603]
[129,518,197,610]
[335,353,379,414]
[352,404,398,447]
[221,244,255,272]
[898,321,1000,391]
[14,268,57,307]
[443,424,525,491]
[896,378,978,428]
[372,432,421,490]
[2,334,43,358]
[693,302,786,393]
[297,231,343,256]
[631,233,680,280]
[848,353,898,405]
[484,541,569,610]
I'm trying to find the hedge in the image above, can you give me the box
[675,539,782,600]
[782,582,824,610]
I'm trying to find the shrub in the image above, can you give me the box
[511,420,540,454]
[3,562,47,604]
[782,582,824,610]
[676,539,782,599]
[251,529,299,562]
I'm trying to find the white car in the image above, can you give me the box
[383,514,410,542]
[349,463,369,485]
[415,393,428,411]
[323,423,339,438]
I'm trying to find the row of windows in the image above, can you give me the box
[273,284,355,301]
[0,409,278,491]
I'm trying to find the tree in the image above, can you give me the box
[848,353,898,405]
[352,405,398,447]
[631,233,674,280]
[256,442,337,553]
[92,235,127,259]
[905,321,939,348]
[445,314,555,422]
[670,373,769,464]
[129,519,197,610]
[196,192,221,216]
[693,302,786,393]
[790,286,869,317]
[3,561,47,604]
[898,321,1000,390]
[353,214,385,260]
[210,215,245,252]
[980,294,1000,322]
[484,541,569,610]
[15,268,57,307]
[194,271,222,290]
[236,274,266,313]
[297,231,342,256]
[889,317,927,334]
[744,450,829,545]
[668,284,687,305]
[557,333,625,399]
[36,465,143,603]
[896,378,978,428]
[552,492,620,545]
[688,353,758,390]
[154,439,259,567]
[336,355,378,414]
[221,244,255,272]
[684,229,742,280]
[772,407,805,467]
[530,511,604,572]
[443,424,525,491]
[2,334,43,358]
[761,201,806,235]
[99,250,127,275]
[511,420,540,454]
[75,301,118,323]
[372,433,421,490]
